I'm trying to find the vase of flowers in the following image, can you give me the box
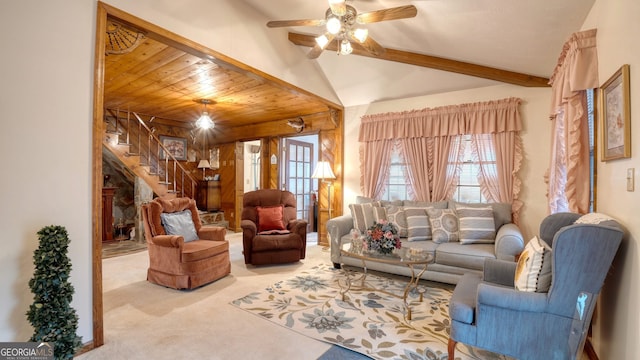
[364,220,401,255]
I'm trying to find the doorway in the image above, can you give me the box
[281,135,318,230]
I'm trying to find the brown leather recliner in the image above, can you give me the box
[241,189,307,265]
[141,197,230,289]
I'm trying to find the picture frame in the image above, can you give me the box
[600,64,631,161]
[159,135,187,161]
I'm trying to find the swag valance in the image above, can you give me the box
[359,97,522,141]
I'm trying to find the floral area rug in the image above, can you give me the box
[231,264,507,360]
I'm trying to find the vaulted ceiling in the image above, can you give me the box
[103,0,595,130]
[243,0,595,106]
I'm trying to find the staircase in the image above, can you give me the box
[103,109,198,199]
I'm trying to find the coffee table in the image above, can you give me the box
[339,242,433,320]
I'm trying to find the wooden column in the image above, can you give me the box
[101,187,117,242]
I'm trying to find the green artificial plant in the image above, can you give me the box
[26,225,82,360]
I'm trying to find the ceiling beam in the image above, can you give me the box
[288,32,550,88]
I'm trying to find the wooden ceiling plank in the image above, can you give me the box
[287,32,550,88]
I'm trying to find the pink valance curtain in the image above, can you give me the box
[360,98,523,219]
[360,98,522,141]
[546,29,598,214]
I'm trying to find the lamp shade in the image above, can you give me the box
[197,159,211,169]
[311,161,336,180]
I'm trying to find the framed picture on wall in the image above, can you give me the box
[600,64,631,161]
[159,135,187,161]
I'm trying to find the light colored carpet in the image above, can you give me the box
[78,232,337,360]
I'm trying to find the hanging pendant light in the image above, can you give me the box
[195,99,215,130]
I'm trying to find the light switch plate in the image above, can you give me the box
[627,168,635,192]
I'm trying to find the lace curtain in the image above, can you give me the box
[360,97,523,220]
[546,29,598,214]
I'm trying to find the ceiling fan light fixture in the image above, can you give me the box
[315,34,330,49]
[326,16,342,35]
[352,28,368,43]
[328,0,347,16]
[339,39,353,55]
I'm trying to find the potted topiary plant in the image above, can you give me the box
[26,225,82,360]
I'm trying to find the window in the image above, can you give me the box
[381,144,410,201]
[452,135,490,203]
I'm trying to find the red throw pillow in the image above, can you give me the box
[257,205,286,232]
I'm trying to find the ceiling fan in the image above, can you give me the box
[267,0,417,59]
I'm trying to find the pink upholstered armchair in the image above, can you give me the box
[241,189,307,265]
[141,197,230,289]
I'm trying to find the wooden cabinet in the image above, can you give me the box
[197,180,221,211]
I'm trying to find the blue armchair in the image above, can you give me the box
[447,212,623,360]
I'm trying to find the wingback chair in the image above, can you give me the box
[448,212,623,360]
[141,197,230,289]
[241,189,307,265]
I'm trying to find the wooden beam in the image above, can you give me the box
[288,32,550,88]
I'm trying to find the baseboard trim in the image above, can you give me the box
[75,341,95,356]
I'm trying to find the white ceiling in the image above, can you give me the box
[240,0,595,107]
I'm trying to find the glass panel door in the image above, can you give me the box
[284,139,314,220]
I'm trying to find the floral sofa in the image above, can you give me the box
[327,197,524,285]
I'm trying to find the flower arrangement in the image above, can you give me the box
[364,220,401,255]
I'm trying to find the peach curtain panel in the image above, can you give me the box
[360,98,523,215]
[546,29,598,214]
[359,139,394,199]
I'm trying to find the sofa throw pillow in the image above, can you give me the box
[426,208,459,243]
[514,236,552,292]
[349,202,381,233]
[457,206,496,244]
[160,209,199,242]
[451,201,512,229]
[257,205,286,232]
[405,207,432,241]
[384,205,408,238]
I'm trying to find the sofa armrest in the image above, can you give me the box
[198,226,226,241]
[494,223,524,261]
[151,234,183,248]
[241,220,257,238]
[483,258,517,287]
[327,214,354,265]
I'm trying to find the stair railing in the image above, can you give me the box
[105,108,198,198]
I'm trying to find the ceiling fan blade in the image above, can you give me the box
[267,19,326,28]
[356,5,417,24]
[307,45,325,59]
[357,36,386,57]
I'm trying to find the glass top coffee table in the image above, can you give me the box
[339,242,434,320]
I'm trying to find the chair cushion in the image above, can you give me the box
[161,209,198,242]
[252,233,303,252]
[457,206,496,244]
[514,236,552,292]
[257,205,286,232]
[181,239,229,262]
[427,208,459,243]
